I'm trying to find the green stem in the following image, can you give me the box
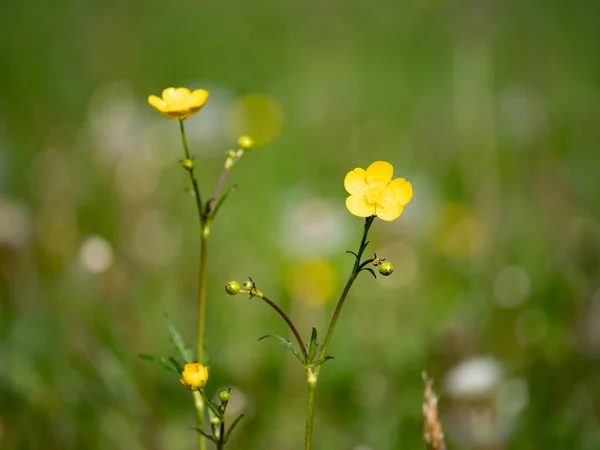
[304,216,375,450]
[179,119,204,219]
[257,293,308,361]
[304,375,317,450]
[179,118,208,450]
[319,216,374,360]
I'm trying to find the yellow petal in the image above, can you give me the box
[162,87,191,102]
[377,202,403,221]
[344,168,367,195]
[366,161,393,185]
[346,195,374,218]
[148,95,167,112]
[388,178,413,205]
[190,89,209,107]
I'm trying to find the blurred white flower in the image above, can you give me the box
[78,235,113,274]
[444,356,503,399]
[279,192,349,259]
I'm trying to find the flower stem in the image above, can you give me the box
[304,375,317,450]
[179,119,204,218]
[256,292,308,361]
[303,216,375,450]
[319,216,374,360]
[179,118,208,450]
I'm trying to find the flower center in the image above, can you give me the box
[363,185,386,206]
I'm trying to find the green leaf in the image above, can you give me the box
[210,184,237,219]
[307,328,318,363]
[224,414,245,443]
[312,356,335,368]
[166,313,194,364]
[199,390,223,419]
[138,354,180,373]
[345,250,359,261]
[362,267,377,279]
[191,427,216,443]
[259,334,305,364]
[358,240,370,258]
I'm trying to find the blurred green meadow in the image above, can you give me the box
[2,0,600,448]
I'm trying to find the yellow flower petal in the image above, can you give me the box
[190,89,209,106]
[346,195,374,217]
[388,178,413,205]
[366,161,394,185]
[148,95,166,112]
[162,87,190,102]
[344,168,367,195]
[377,202,403,221]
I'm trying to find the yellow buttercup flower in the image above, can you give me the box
[180,363,209,391]
[344,161,412,221]
[148,87,209,119]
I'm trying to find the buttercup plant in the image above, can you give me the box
[226,161,413,449]
[140,86,250,450]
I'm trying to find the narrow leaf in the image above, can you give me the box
[224,414,245,443]
[211,185,237,219]
[138,354,180,373]
[259,334,305,364]
[307,328,318,363]
[362,267,377,279]
[166,313,194,363]
[358,240,370,257]
[191,427,216,443]
[199,390,223,419]
[345,250,359,261]
[312,356,335,368]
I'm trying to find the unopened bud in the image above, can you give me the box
[242,280,254,291]
[378,262,394,276]
[182,159,194,170]
[226,281,241,295]
[238,135,254,151]
[210,416,221,426]
[219,390,231,403]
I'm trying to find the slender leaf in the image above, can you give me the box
[211,185,237,219]
[199,390,223,419]
[362,267,377,279]
[191,427,216,443]
[166,313,194,363]
[358,240,370,258]
[259,334,305,364]
[138,354,180,373]
[345,250,359,261]
[307,328,318,362]
[312,356,335,368]
[224,414,245,443]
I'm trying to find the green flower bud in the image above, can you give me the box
[238,135,254,150]
[242,280,254,291]
[218,390,231,403]
[182,158,195,170]
[378,262,394,276]
[210,416,221,426]
[226,281,241,295]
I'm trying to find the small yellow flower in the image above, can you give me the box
[180,363,209,391]
[148,87,209,119]
[344,161,412,221]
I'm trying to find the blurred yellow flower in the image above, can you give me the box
[344,161,412,221]
[180,363,208,391]
[148,87,209,119]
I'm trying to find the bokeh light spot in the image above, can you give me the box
[227,93,284,146]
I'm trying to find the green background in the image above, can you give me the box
[1,0,600,448]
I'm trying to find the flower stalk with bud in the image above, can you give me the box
[226,161,412,450]
[142,87,254,450]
